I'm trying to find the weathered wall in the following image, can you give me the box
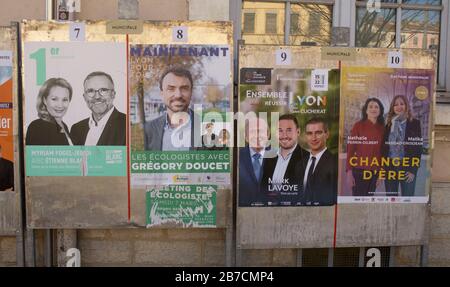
[428,123,450,266]
[78,229,226,266]
[188,0,229,21]
[0,237,16,266]
[0,0,47,26]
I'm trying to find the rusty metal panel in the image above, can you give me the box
[336,48,436,247]
[22,21,233,229]
[237,46,339,248]
[22,21,128,228]
[0,25,19,235]
[237,46,435,249]
[335,204,429,247]
[237,207,335,249]
[0,191,19,235]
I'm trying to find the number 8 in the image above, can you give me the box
[177,30,183,39]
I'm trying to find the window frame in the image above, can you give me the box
[354,0,448,91]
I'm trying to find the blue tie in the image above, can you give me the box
[252,153,262,182]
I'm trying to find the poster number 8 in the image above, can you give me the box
[388,51,402,68]
[276,49,291,65]
[173,26,188,42]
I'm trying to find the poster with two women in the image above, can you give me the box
[339,67,433,203]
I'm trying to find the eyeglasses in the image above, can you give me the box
[84,88,114,98]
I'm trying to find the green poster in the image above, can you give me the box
[146,185,217,227]
[26,146,126,176]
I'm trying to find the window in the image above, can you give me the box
[241,1,285,44]
[241,1,333,45]
[308,11,321,35]
[290,3,333,46]
[243,13,255,33]
[265,13,278,34]
[355,0,444,85]
[356,7,396,48]
[401,9,441,50]
[290,13,299,34]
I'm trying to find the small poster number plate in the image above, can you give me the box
[172,26,188,42]
[276,49,292,65]
[388,51,403,68]
[70,23,85,42]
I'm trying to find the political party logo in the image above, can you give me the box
[240,68,272,85]
[311,69,329,91]
[172,175,189,183]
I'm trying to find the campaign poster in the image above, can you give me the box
[238,68,340,207]
[339,67,433,203]
[24,42,127,176]
[129,45,232,184]
[146,184,217,227]
[129,44,232,226]
[0,50,14,191]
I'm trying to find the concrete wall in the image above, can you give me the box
[0,237,16,266]
[77,0,188,21]
[0,0,47,26]
[188,0,229,21]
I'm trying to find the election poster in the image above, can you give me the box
[129,43,233,227]
[339,67,433,203]
[0,50,14,192]
[146,185,217,227]
[130,45,232,184]
[23,42,127,176]
[238,67,340,207]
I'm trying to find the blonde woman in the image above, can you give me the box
[382,95,422,196]
[26,78,73,145]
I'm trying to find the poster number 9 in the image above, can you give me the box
[276,49,291,65]
[173,26,188,42]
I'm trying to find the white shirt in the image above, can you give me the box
[162,111,191,151]
[271,144,297,185]
[84,107,115,146]
[303,147,327,189]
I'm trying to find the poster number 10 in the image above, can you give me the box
[29,48,58,86]
[390,56,400,65]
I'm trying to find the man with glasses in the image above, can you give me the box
[70,71,126,146]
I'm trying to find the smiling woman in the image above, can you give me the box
[25,77,74,146]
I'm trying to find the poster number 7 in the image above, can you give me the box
[70,23,85,42]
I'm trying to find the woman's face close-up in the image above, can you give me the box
[393,98,406,116]
[45,86,70,120]
[366,101,380,119]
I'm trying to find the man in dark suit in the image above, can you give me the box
[302,117,337,206]
[261,114,307,206]
[144,67,201,151]
[239,117,272,207]
[0,144,14,191]
[70,71,126,146]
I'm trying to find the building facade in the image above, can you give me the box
[0,0,450,267]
